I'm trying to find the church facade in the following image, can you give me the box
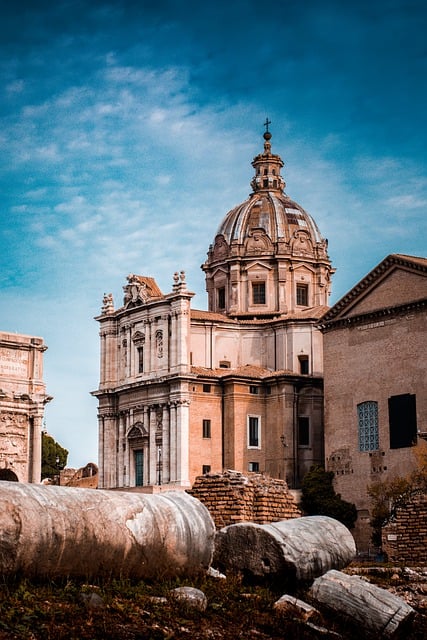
[93,129,334,490]
[0,331,51,482]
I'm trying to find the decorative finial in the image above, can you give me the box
[263,117,272,141]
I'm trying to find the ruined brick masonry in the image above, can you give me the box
[188,470,301,529]
[382,494,427,564]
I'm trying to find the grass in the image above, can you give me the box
[0,570,425,639]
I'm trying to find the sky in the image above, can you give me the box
[1,0,426,468]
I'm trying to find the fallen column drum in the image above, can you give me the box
[0,482,215,579]
[214,515,356,586]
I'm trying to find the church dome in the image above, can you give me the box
[217,192,324,247]
[217,128,325,247]
[202,125,333,317]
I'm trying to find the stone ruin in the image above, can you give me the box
[382,492,427,564]
[187,470,301,528]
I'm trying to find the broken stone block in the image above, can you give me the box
[309,569,416,638]
[214,515,356,586]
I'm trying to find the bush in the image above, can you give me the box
[301,465,357,529]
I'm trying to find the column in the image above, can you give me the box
[162,404,170,483]
[98,415,104,488]
[169,402,177,483]
[30,414,43,483]
[149,406,157,485]
[118,412,125,488]
[175,400,191,487]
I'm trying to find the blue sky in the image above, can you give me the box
[1,0,426,468]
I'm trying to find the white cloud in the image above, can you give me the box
[386,194,427,209]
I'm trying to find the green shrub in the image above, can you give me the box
[300,465,357,529]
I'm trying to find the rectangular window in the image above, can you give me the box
[203,384,211,393]
[298,355,309,375]
[248,462,259,472]
[138,347,144,373]
[298,417,310,446]
[202,419,211,438]
[296,283,308,306]
[358,401,379,451]
[217,287,226,309]
[252,282,266,305]
[248,416,260,448]
[249,385,259,395]
[202,465,211,475]
[389,394,417,449]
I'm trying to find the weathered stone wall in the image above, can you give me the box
[323,304,426,553]
[188,470,301,529]
[382,493,427,563]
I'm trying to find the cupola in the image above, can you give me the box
[202,124,334,318]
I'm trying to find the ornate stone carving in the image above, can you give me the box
[246,228,273,254]
[213,235,229,260]
[290,230,314,256]
[155,330,163,358]
[101,293,115,314]
[123,274,149,307]
[132,331,145,346]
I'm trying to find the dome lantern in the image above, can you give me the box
[250,121,286,193]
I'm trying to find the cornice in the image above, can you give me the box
[319,298,427,332]
[322,254,427,323]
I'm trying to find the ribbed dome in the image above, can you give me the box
[217,191,324,246]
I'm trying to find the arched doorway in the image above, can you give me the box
[0,468,18,481]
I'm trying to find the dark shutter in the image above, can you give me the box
[388,393,417,449]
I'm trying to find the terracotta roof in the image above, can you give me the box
[191,306,329,324]
[135,276,163,298]
[191,364,294,379]
[191,309,237,323]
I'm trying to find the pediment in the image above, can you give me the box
[211,266,228,279]
[293,262,316,275]
[245,260,273,273]
[127,422,148,439]
[323,254,427,323]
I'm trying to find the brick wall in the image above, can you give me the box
[188,470,301,529]
[382,493,427,563]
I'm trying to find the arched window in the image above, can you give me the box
[357,401,379,451]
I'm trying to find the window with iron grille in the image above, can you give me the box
[252,282,266,304]
[357,401,379,451]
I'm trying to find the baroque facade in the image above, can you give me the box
[0,331,51,482]
[320,254,427,552]
[93,128,334,491]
